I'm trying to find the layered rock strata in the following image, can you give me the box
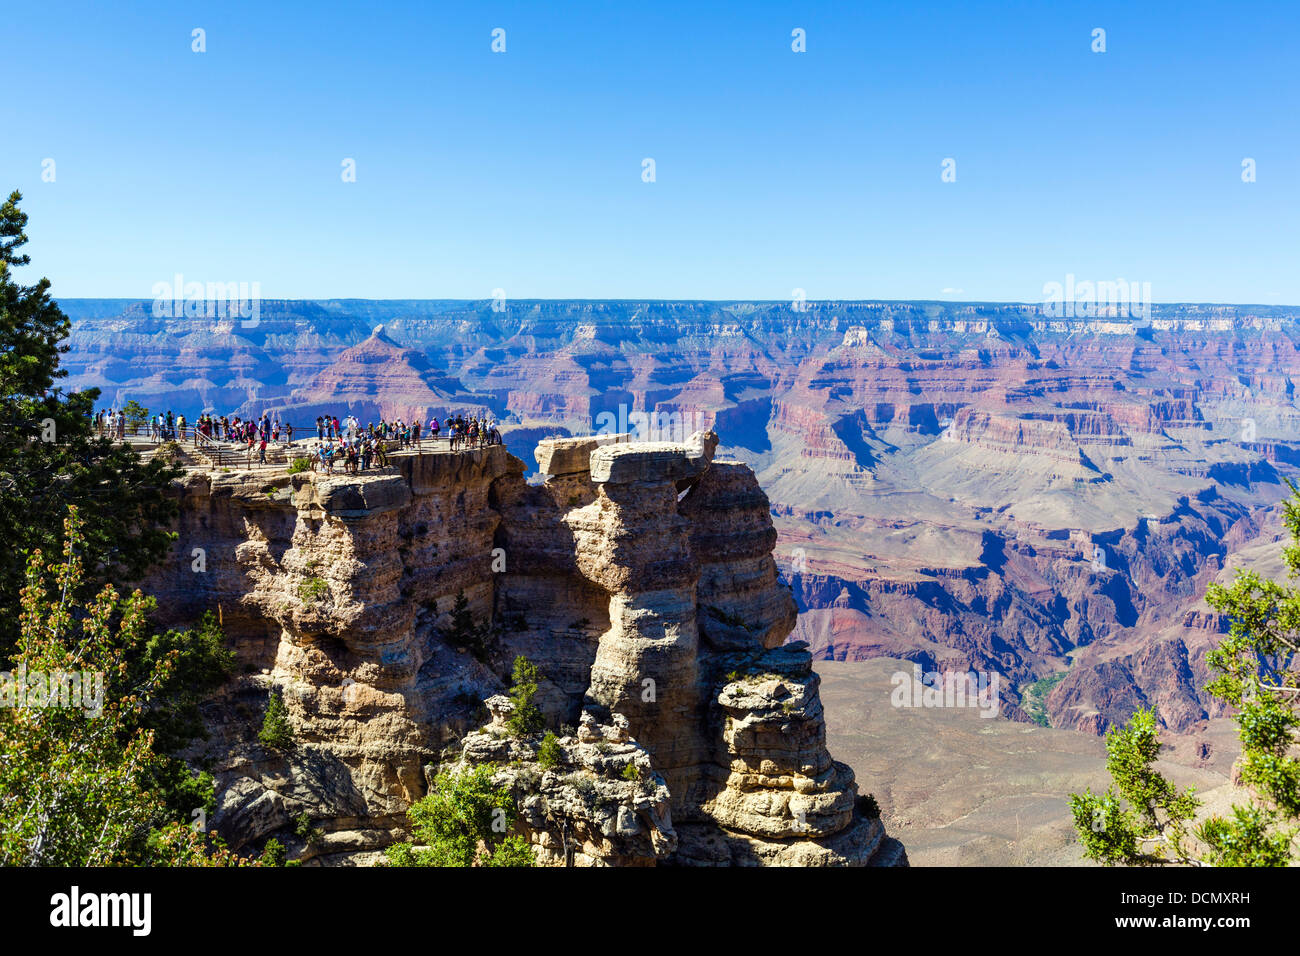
[144,433,905,866]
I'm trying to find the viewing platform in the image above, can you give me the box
[117,432,497,476]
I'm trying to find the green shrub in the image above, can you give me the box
[857,793,881,819]
[155,440,184,465]
[298,576,329,603]
[485,834,535,867]
[122,399,150,434]
[384,764,534,867]
[259,837,287,866]
[258,691,294,749]
[537,731,563,770]
[287,457,312,474]
[294,811,323,846]
[621,763,640,781]
[0,512,250,866]
[507,656,545,737]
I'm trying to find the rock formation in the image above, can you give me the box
[69,298,1300,740]
[142,432,905,866]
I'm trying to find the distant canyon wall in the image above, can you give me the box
[74,299,1300,738]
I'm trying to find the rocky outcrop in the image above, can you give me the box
[68,299,1300,748]
[456,702,676,866]
[142,432,905,866]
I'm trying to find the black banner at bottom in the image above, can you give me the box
[0,864,1272,942]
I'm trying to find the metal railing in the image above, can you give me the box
[192,430,226,468]
[178,424,504,474]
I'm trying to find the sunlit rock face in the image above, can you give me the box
[143,432,905,866]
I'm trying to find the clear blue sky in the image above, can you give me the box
[3,0,1297,302]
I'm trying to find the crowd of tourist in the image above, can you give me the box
[93,406,503,470]
[301,413,501,474]
[93,409,127,439]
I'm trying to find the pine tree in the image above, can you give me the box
[442,590,492,661]
[258,691,294,749]
[507,656,545,737]
[0,191,181,661]
[121,399,149,435]
[1071,482,1300,865]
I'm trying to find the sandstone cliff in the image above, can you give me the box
[143,432,905,866]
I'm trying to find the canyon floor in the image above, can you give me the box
[816,658,1241,866]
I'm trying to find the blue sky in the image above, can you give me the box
[3,0,1298,302]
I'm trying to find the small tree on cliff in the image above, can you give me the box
[442,591,493,662]
[384,764,534,867]
[537,731,563,770]
[1070,483,1300,866]
[259,690,294,749]
[507,656,545,737]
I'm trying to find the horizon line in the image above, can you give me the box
[53,296,1300,309]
